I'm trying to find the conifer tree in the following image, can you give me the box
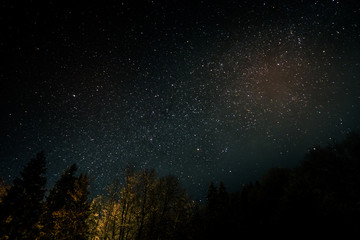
[0,152,47,239]
[41,164,90,239]
[203,181,231,239]
[205,182,218,212]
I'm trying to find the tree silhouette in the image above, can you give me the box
[230,132,360,234]
[1,132,358,238]
[201,181,232,239]
[0,151,47,239]
[147,174,192,240]
[282,132,360,231]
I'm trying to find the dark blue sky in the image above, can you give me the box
[1,0,359,199]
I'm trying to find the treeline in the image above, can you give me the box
[1,132,360,239]
[193,132,360,237]
[0,153,89,239]
[87,169,192,240]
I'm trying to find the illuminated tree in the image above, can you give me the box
[87,195,104,239]
[89,180,124,240]
[89,169,193,240]
[0,177,9,203]
[41,164,90,239]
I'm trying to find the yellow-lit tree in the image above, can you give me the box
[41,165,89,239]
[88,169,193,240]
[0,178,9,204]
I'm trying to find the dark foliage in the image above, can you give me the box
[0,152,47,239]
[1,133,360,238]
[41,164,90,239]
[0,177,9,203]
[0,153,90,239]
[186,132,360,237]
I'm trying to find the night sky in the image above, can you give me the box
[1,0,359,199]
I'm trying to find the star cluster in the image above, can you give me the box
[1,1,359,198]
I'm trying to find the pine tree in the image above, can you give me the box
[218,181,229,207]
[203,181,231,239]
[205,182,218,211]
[46,164,78,214]
[41,164,90,239]
[0,151,47,239]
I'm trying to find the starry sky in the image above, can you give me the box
[1,0,359,199]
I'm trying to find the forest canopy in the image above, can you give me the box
[1,132,360,239]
